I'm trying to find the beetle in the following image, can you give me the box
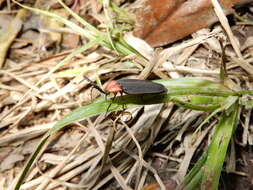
[84,76,167,99]
[105,79,167,95]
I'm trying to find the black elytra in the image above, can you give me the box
[115,79,167,95]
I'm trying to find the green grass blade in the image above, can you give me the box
[201,97,239,190]
[170,96,221,111]
[56,0,101,35]
[193,96,239,133]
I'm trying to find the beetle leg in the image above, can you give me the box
[106,93,117,114]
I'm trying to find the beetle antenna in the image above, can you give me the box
[84,76,109,95]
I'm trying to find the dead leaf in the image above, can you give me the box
[141,180,177,190]
[134,0,251,47]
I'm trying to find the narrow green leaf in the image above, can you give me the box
[201,97,239,190]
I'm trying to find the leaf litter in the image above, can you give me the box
[0,0,253,190]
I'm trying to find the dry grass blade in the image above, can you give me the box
[211,0,242,58]
[111,165,133,190]
[0,122,55,146]
[0,9,24,68]
[161,27,222,62]
[211,0,253,75]
[98,118,117,181]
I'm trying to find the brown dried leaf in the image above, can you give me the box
[134,0,250,47]
[141,180,177,190]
